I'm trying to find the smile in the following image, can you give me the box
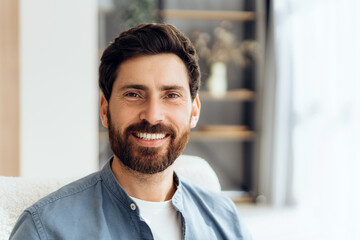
[135,132,167,141]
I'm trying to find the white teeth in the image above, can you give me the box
[136,132,166,140]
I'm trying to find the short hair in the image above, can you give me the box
[99,23,201,102]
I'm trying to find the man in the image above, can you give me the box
[10,23,251,239]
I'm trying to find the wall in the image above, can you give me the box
[20,0,99,177]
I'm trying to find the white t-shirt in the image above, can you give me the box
[130,196,182,240]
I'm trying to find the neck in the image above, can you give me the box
[111,156,176,202]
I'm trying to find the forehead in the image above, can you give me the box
[113,54,190,91]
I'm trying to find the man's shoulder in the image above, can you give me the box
[26,171,103,214]
[179,175,223,197]
[178,176,235,209]
[176,176,252,239]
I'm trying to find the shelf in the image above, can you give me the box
[199,89,255,101]
[223,190,254,204]
[190,125,255,141]
[159,10,256,21]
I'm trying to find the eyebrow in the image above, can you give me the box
[161,85,186,92]
[119,84,148,91]
[118,84,186,92]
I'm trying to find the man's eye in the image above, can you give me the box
[125,92,140,98]
[167,93,180,98]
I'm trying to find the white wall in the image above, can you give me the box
[20,0,99,177]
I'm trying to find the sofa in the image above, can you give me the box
[0,155,220,239]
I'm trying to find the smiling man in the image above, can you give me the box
[10,23,251,240]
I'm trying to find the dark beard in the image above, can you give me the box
[107,112,190,174]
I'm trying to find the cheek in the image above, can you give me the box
[109,107,138,131]
[110,102,140,119]
[169,108,192,129]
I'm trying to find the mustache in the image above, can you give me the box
[126,120,175,135]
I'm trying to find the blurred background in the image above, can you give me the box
[1,0,359,239]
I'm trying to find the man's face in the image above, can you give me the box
[100,54,200,174]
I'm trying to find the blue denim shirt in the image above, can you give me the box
[10,159,251,240]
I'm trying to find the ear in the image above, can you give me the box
[100,94,109,128]
[190,95,201,128]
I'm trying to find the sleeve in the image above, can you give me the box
[9,211,42,240]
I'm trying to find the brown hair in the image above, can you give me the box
[99,23,201,102]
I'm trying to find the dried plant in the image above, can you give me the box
[192,21,258,67]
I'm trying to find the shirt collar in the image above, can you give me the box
[172,171,184,212]
[100,157,135,207]
[100,156,185,211]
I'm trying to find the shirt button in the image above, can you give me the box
[130,203,136,211]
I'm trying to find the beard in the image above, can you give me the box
[107,111,190,174]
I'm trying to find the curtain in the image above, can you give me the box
[260,0,360,237]
[258,0,295,207]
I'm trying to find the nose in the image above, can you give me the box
[139,97,164,125]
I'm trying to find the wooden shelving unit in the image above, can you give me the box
[98,0,265,199]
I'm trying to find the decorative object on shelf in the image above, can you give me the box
[118,0,158,28]
[192,21,258,97]
[108,0,158,35]
[207,61,227,98]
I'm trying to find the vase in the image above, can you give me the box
[207,62,227,98]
